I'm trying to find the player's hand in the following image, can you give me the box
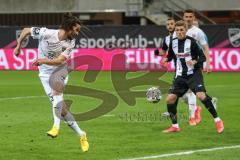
[32,59,46,66]
[154,49,165,56]
[154,49,159,56]
[13,46,21,57]
[186,60,197,66]
[204,61,212,73]
[160,58,168,67]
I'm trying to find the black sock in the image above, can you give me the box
[167,98,178,124]
[201,95,218,118]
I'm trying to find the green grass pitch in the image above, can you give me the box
[0,71,240,160]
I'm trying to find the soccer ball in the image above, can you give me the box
[146,87,162,103]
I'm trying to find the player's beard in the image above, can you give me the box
[67,35,73,40]
[68,33,77,40]
[187,21,193,28]
[169,28,175,35]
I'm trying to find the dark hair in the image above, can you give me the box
[175,20,186,28]
[60,13,81,31]
[184,9,195,15]
[167,17,175,21]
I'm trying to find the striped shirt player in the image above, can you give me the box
[156,19,203,125]
[162,32,176,52]
[162,20,224,134]
[167,35,205,79]
[162,30,203,125]
[154,18,176,56]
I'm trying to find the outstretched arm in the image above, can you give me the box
[33,54,67,66]
[14,28,31,56]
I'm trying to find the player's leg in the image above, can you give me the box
[54,75,89,152]
[162,94,181,133]
[184,91,196,125]
[61,75,85,136]
[61,106,85,136]
[196,92,224,133]
[61,104,89,152]
[212,97,218,110]
[163,94,180,132]
[39,75,61,137]
[189,70,224,133]
[161,86,174,117]
[163,77,188,133]
[183,90,202,125]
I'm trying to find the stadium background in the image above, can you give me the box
[0,0,240,160]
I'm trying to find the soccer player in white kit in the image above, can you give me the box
[184,10,211,73]
[182,9,219,126]
[13,14,89,152]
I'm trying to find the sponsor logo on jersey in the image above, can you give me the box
[176,52,190,58]
[33,27,40,35]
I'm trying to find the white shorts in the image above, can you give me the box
[39,74,68,103]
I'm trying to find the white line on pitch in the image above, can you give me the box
[102,114,115,117]
[119,144,240,160]
[0,95,46,101]
[0,94,91,101]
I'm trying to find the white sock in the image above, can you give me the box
[172,124,179,128]
[187,92,197,119]
[52,94,63,129]
[214,117,221,122]
[63,112,85,137]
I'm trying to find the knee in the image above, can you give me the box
[61,106,67,117]
[61,112,67,117]
[196,92,206,101]
[52,90,62,96]
[166,94,177,104]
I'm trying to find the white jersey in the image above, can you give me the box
[30,27,75,76]
[186,26,207,46]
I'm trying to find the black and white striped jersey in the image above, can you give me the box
[167,36,206,77]
[162,32,176,51]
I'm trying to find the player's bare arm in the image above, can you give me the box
[14,28,31,56]
[33,54,67,66]
[202,44,211,73]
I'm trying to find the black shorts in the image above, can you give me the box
[169,70,206,97]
